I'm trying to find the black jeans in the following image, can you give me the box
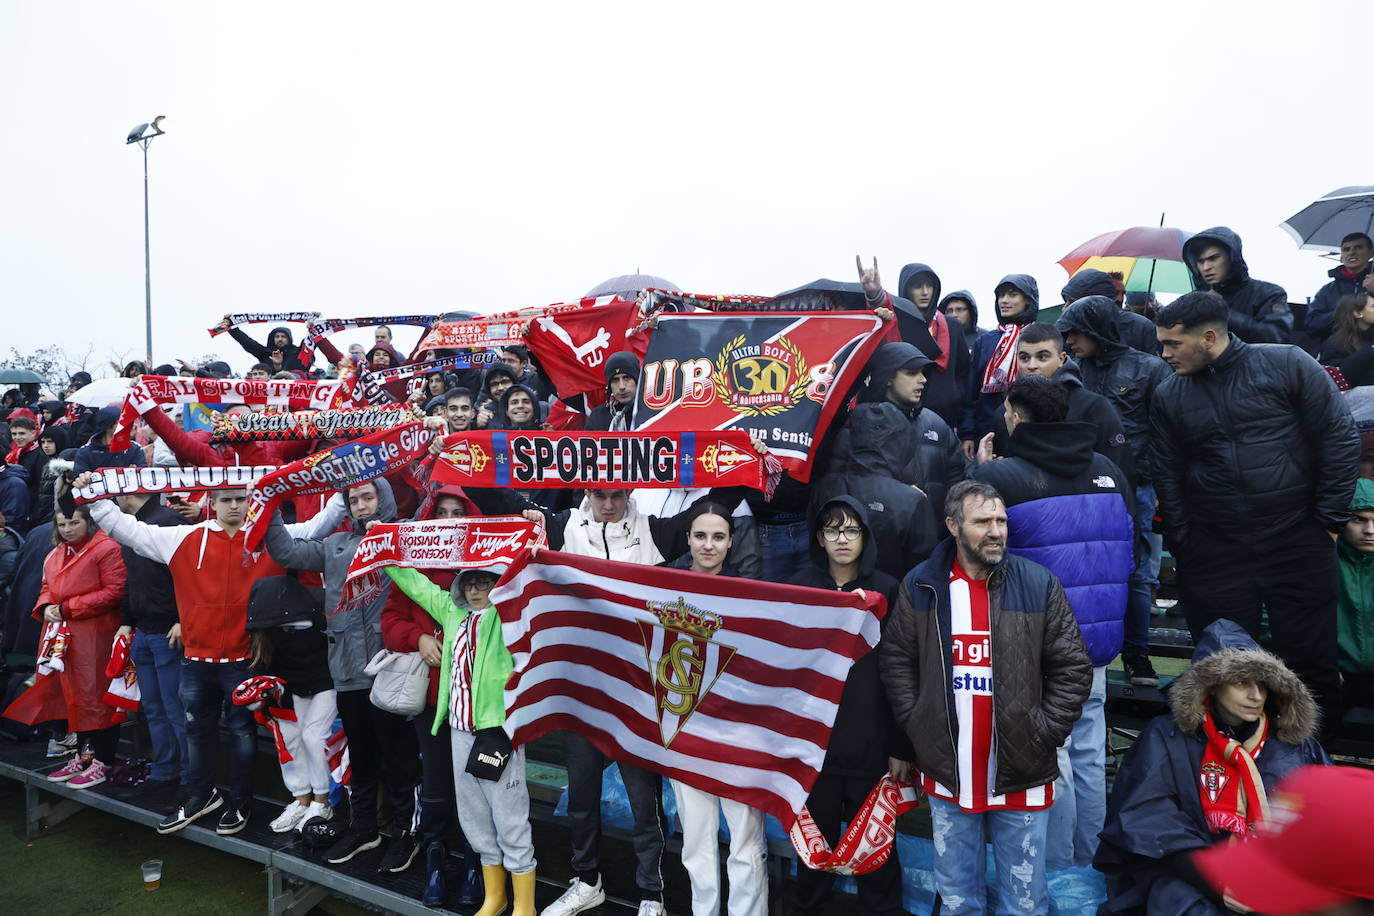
[792,770,905,915]
[414,709,458,846]
[335,688,421,833]
[1177,523,1342,732]
[180,659,255,807]
[563,730,665,895]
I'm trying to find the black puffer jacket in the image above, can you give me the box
[1148,335,1360,549]
[897,263,969,427]
[789,496,908,776]
[1061,269,1161,355]
[880,537,1092,797]
[809,402,940,579]
[1182,227,1292,343]
[1056,296,1173,482]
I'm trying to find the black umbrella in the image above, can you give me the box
[772,278,940,359]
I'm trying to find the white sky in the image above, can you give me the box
[2,1,1368,374]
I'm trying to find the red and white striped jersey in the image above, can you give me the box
[920,561,1052,813]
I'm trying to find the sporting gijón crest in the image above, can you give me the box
[1201,761,1231,804]
[637,597,736,747]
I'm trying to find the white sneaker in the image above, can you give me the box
[270,800,309,833]
[297,800,332,832]
[636,902,665,916]
[541,876,606,916]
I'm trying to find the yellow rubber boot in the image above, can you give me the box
[474,865,509,916]
[511,869,536,916]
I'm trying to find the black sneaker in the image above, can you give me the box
[216,804,248,836]
[324,826,382,865]
[1124,654,1159,687]
[379,830,420,873]
[156,788,224,834]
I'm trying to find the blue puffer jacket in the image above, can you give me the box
[971,419,1133,665]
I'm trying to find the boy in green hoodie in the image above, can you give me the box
[1337,478,1374,712]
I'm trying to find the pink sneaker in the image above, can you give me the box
[47,754,91,782]
[68,759,109,790]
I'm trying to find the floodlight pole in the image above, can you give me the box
[128,119,165,365]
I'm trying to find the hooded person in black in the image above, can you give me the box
[1061,269,1161,356]
[788,496,910,915]
[475,364,518,427]
[896,263,969,427]
[72,405,149,475]
[1182,227,1292,343]
[496,383,545,431]
[810,402,940,579]
[938,290,979,346]
[223,323,313,374]
[585,350,640,431]
[961,274,1041,453]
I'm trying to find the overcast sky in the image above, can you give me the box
[2,1,1368,374]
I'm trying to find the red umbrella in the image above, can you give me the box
[1058,225,1194,293]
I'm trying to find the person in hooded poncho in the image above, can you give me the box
[1095,620,1329,916]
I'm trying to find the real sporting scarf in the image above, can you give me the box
[429,430,779,496]
[355,353,499,404]
[208,312,321,336]
[102,632,140,723]
[241,421,435,551]
[232,676,298,764]
[523,298,645,405]
[72,464,278,504]
[339,515,546,618]
[633,311,888,482]
[299,314,439,365]
[1200,704,1271,838]
[414,298,617,354]
[110,376,354,451]
[980,323,1023,394]
[210,404,417,442]
[790,774,921,875]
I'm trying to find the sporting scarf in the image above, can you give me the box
[232,676,299,764]
[928,309,952,372]
[429,430,780,496]
[980,323,1024,394]
[210,404,417,442]
[299,314,439,366]
[110,376,355,451]
[355,353,499,404]
[73,465,278,503]
[241,421,435,551]
[789,774,921,875]
[1200,703,1271,838]
[36,620,70,675]
[102,632,140,723]
[4,438,37,466]
[339,516,545,618]
[208,312,321,336]
[414,299,612,354]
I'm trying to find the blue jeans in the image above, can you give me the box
[180,659,255,807]
[928,795,1050,915]
[758,519,810,583]
[132,630,187,784]
[1047,665,1107,869]
[1124,483,1158,657]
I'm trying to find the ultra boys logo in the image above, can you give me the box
[637,597,736,747]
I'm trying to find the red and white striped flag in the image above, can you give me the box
[491,550,884,825]
[326,720,351,788]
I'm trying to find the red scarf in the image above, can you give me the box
[232,676,298,764]
[928,310,952,372]
[1199,704,1270,838]
[980,323,1024,394]
[789,774,921,874]
[5,439,37,466]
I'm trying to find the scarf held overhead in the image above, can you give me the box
[429,430,779,496]
[240,421,434,550]
[521,298,644,404]
[299,314,439,365]
[210,404,417,442]
[1200,705,1271,838]
[414,297,620,354]
[208,312,321,336]
[110,376,355,451]
[73,464,278,504]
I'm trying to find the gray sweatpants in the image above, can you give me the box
[450,729,536,874]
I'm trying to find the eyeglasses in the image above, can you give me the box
[821,526,862,542]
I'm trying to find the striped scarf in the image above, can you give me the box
[1200,704,1270,838]
[447,610,483,732]
[979,323,1024,394]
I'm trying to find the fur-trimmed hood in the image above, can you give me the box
[1168,620,1319,745]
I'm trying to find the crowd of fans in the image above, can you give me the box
[1,235,1373,916]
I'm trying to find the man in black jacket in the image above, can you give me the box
[789,496,910,915]
[896,263,969,427]
[112,490,189,793]
[1149,291,1360,731]
[1061,268,1160,355]
[584,351,639,431]
[1057,295,1173,685]
[1307,231,1374,341]
[1182,227,1292,343]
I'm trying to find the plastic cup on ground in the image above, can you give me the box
[141,859,162,890]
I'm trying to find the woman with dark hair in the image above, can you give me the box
[1319,292,1374,365]
[25,500,127,788]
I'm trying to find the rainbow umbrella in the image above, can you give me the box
[1058,225,1195,293]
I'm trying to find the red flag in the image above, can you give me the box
[491,550,884,825]
[523,299,645,405]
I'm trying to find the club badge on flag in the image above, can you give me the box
[632,312,887,482]
[491,550,885,825]
[428,430,778,495]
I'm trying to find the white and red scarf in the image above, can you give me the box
[36,620,70,675]
[790,774,921,874]
[980,323,1024,394]
[1200,704,1270,837]
[102,632,140,723]
[232,675,299,764]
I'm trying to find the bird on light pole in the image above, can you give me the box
[127,116,166,365]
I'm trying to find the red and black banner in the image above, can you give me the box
[428,430,778,494]
[632,312,888,481]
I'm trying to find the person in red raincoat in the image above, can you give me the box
[19,499,127,788]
